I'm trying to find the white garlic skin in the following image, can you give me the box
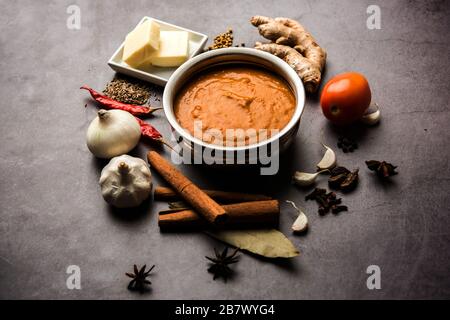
[293,171,320,187]
[361,109,381,125]
[292,212,308,233]
[86,109,141,159]
[286,200,308,233]
[316,144,337,171]
[99,155,152,208]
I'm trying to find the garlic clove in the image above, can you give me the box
[293,171,319,187]
[361,103,381,125]
[286,201,308,233]
[316,144,337,170]
[292,170,327,187]
[292,213,308,233]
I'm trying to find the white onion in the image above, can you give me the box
[86,109,141,158]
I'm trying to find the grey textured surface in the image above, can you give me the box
[1,0,449,300]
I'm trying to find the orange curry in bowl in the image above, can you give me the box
[174,65,296,146]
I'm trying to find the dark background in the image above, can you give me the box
[1,0,449,299]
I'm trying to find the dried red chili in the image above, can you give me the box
[134,117,163,140]
[80,85,162,117]
[134,117,175,152]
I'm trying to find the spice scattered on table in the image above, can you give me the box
[328,166,359,192]
[207,28,233,50]
[126,264,155,293]
[103,76,152,105]
[337,136,358,153]
[305,188,348,215]
[366,160,398,178]
[205,247,239,282]
[81,85,162,117]
[72,10,407,293]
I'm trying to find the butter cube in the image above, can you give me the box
[123,20,160,68]
[151,31,189,67]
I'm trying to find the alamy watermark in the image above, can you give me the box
[66,265,81,289]
[366,265,381,290]
[366,5,381,30]
[169,120,280,175]
[66,4,81,30]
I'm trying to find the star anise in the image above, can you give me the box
[126,264,155,293]
[366,160,398,178]
[305,188,348,215]
[206,247,239,282]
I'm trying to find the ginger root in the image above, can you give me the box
[251,16,326,93]
[255,42,321,93]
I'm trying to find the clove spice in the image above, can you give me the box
[305,188,348,215]
[337,136,358,153]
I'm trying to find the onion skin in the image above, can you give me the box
[86,109,141,158]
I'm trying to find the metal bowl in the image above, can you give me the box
[163,47,305,166]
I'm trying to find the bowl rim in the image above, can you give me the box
[163,47,305,152]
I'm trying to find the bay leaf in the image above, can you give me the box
[205,229,299,258]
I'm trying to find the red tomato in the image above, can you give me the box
[320,72,372,125]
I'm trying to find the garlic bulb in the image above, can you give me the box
[86,109,141,158]
[316,144,337,170]
[99,155,152,208]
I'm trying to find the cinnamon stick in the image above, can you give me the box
[154,186,271,203]
[159,200,279,230]
[147,151,228,225]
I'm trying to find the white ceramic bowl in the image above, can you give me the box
[108,17,208,86]
[163,47,305,164]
